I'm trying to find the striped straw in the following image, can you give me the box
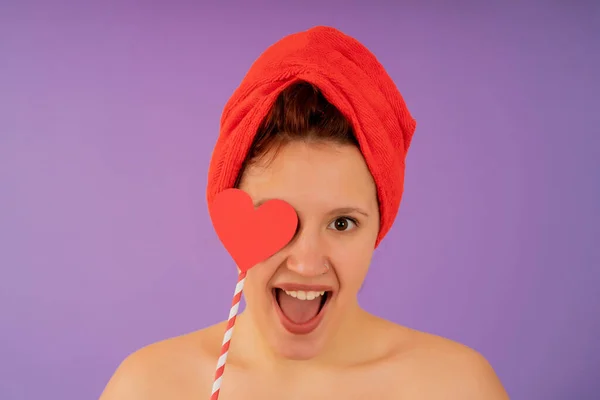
[210,271,247,400]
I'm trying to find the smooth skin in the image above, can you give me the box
[100,141,509,399]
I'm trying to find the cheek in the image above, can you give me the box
[242,261,276,305]
[333,241,373,291]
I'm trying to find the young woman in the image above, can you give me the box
[100,26,508,399]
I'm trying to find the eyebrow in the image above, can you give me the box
[254,199,369,218]
[253,198,272,208]
[329,207,370,218]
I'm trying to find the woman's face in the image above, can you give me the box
[238,140,380,360]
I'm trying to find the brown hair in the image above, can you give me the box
[234,81,359,186]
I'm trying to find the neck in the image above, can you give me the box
[229,300,374,370]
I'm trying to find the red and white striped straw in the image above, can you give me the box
[210,271,247,400]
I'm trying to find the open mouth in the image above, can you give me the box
[272,288,332,335]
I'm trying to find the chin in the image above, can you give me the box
[245,283,345,361]
[266,286,336,360]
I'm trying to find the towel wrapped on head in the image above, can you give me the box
[207,26,417,247]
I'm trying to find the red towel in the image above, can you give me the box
[207,26,417,247]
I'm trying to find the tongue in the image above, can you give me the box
[277,290,321,324]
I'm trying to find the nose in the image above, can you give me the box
[284,230,330,277]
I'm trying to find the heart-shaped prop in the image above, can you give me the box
[209,188,298,272]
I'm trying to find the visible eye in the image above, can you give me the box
[328,217,358,232]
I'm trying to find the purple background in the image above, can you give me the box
[1,2,599,399]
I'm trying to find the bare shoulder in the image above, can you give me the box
[99,324,224,400]
[387,324,509,399]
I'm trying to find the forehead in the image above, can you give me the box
[239,141,378,211]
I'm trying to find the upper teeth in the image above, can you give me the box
[284,290,326,300]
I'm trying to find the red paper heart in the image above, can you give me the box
[209,188,298,272]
